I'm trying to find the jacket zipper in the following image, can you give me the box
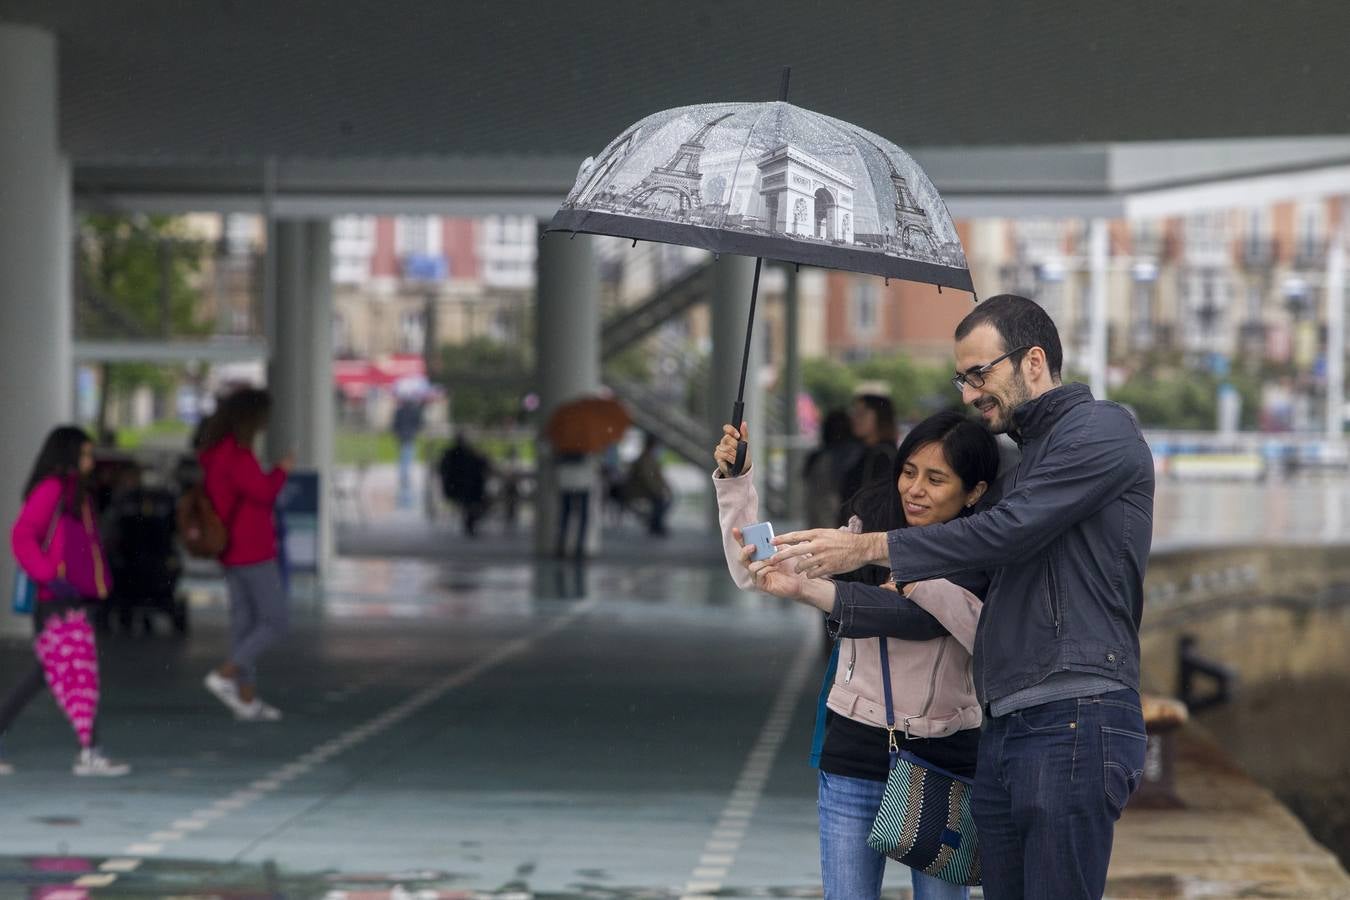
[918,637,950,720]
[844,639,857,683]
[1045,554,1062,636]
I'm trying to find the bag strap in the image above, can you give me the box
[878,638,899,764]
[40,496,62,553]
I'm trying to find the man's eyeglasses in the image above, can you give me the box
[951,346,1030,391]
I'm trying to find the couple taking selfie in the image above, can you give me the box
[713,294,1155,900]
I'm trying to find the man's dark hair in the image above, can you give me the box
[955,294,1063,381]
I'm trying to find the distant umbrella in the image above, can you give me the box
[547,68,971,474]
[545,395,632,454]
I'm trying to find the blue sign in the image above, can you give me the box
[402,254,448,282]
[277,471,320,573]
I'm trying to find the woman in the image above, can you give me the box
[3,426,130,776]
[801,409,864,529]
[713,411,998,900]
[839,393,899,504]
[198,388,292,721]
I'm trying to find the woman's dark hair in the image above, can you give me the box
[819,409,854,446]
[845,410,998,533]
[854,394,897,444]
[23,425,93,510]
[197,388,273,450]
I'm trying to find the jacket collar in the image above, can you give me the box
[1009,382,1093,445]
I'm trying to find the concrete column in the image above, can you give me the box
[268,220,335,572]
[306,221,335,569]
[534,228,600,556]
[710,256,765,518]
[1326,220,1346,439]
[0,25,70,631]
[1087,218,1110,399]
[782,264,804,521]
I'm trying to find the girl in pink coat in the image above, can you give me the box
[1,426,130,776]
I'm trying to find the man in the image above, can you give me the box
[769,295,1154,900]
[391,396,424,508]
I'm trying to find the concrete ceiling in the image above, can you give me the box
[5,0,1350,212]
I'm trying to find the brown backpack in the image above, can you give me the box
[176,484,228,559]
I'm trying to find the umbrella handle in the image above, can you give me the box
[729,400,748,477]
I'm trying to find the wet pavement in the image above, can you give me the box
[0,556,836,898]
[0,464,1347,897]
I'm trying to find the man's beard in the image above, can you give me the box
[990,371,1033,434]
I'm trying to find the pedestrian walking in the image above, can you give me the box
[717,412,999,899]
[198,388,292,722]
[1,426,130,776]
[391,395,425,509]
[770,295,1155,900]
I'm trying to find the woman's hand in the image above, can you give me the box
[713,421,750,477]
[734,532,836,613]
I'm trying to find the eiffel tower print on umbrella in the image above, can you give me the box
[547,69,972,475]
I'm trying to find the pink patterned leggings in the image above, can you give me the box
[33,609,100,749]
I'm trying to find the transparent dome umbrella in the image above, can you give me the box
[546,69,973,474]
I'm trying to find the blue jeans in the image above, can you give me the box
[818,770,969,900]
[397,441,415,507]
[973,689,1147,900]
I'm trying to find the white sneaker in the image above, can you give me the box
[204,670,248,716]
[235,699,283,722]
[73,748,130,777]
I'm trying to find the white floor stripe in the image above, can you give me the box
[99,858,141,873]
[77,598,597,893]
[676,623,818,896]
[72,874,118,888]
[123,843,162,855]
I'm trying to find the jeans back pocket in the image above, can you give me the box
[1101,725,1147,817]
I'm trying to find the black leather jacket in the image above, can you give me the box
[884,383,1155,706]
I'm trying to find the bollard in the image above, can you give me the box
[1133,694,1189,809]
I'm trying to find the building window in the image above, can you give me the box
[1296,201,1326,266]
[223,214,257,257]
[332,215,375,285]
[852,278,879,335]
[398,309,426,354]
[1185,212,1231,266]
[1130,262,1157,351]
[480,215,538,289]
[395,216,441,258]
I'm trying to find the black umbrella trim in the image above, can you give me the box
[546,209,974,294]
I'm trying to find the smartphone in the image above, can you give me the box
[740,521,776,562]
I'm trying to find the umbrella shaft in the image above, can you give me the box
[735,256,764,406]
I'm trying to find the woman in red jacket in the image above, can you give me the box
[197,389,292,722]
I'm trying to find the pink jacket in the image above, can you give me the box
[714,467,983,738]
[199,436,288,567]
[11,476,110,601]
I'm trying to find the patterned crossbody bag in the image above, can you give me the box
[867,638,982,886]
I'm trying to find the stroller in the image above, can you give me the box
[98,476,190,636]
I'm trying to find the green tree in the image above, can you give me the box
[77,215,208,440]
[854,354,963,421]
[439,337,531,426]
[1112,359,1263,430]
[802,357,857,414]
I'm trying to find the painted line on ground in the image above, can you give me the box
[80,597,597,891]
[678,621,818,900]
